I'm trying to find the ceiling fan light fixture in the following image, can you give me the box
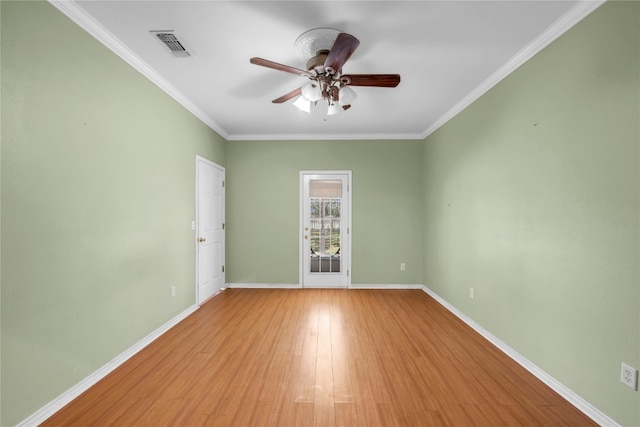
[301,81,323,102]
[327,103,343,116]
[252,29,400,117]
[338,86,357,106]
[293,96,311,113]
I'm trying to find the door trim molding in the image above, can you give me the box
[299,171,352,288]
[195,155,225,305]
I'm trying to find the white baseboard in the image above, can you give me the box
[17,304,199,427]
[226,283,425,290]
[349,284,424,290]
[421,285,619,427]
[227,283,302,289]
[18,286,617,427]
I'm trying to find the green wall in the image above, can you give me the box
[226,139,424,285]
[1,0,638,426]
[422,2,639,425]
[0,2,225,425]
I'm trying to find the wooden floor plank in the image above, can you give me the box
[334,402,358,427]
[41,289,597,427]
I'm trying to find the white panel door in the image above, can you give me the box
[301,171,351,288]
[197,156,225,304]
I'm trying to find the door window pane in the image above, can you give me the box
[309,180,342,274]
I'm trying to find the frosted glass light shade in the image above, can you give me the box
[327,103,342,116]
[339,86,357,106]
[293,96,311,113]
[301,82,323,102]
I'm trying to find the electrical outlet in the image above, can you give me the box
[171,286,176,298]
[469,287,474,298]
[400,263,406,271]
[621,363,638,390]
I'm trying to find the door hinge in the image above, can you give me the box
[222,180,225,188]
[222,265,225,273]
[347,269,350,277]
[222,223,225,230]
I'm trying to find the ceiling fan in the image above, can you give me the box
[250,28,401,115]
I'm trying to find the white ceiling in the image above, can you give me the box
[51,1,602,141]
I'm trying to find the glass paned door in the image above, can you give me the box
[310,194,341,273]
[301,172,351,287]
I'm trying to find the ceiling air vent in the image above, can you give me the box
[151,31,190,57]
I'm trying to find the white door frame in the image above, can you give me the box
[299,171,352,288]
[195,155,225,305]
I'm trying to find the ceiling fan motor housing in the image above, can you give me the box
[306,50,329,72]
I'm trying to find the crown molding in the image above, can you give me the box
[47,0,230,140]
[226,132,425,141]
[48,0,605,143]
[421,0,607,139]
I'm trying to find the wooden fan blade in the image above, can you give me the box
[341,74,401,87]
[324,33,360,74]
[250,57,311,77]
[272,87,302,103]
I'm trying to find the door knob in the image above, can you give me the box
[199,237,206,243]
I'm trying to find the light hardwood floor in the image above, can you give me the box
[42,289,597,426]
